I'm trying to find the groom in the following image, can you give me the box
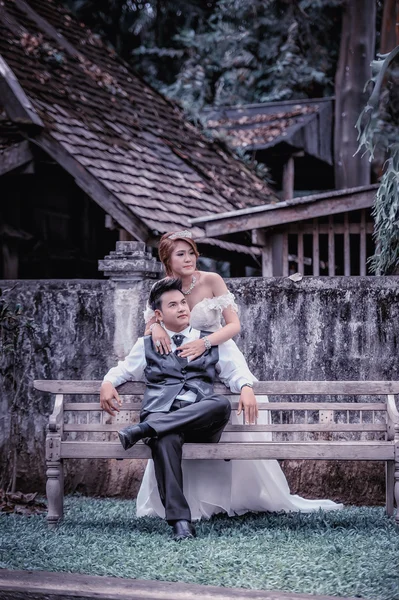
[100,278,258,541]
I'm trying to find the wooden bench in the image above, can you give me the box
[34,379,399,528]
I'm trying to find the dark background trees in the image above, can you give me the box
[64,0,345,113]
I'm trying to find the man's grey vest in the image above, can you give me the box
[142,331,219,415]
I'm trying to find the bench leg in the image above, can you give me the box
[46,460,64,529]
[386,461,395,517]
[395,458,399,525]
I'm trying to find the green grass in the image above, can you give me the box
[1,497,399,599]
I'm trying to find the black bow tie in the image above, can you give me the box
[172,334,185,348]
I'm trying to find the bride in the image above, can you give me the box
[136,230,343,519]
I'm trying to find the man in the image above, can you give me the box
[100,278,258,541]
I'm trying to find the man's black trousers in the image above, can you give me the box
[142,394,231,523]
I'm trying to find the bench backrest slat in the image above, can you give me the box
[63,401,388,411]
[34,380,399,395]
[63,423,387,433]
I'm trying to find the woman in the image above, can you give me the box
[137,230,343,519]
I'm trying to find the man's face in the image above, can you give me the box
[155,290,190,332]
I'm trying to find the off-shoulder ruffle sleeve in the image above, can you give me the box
[143,303,156,323]
[205,292,239,313]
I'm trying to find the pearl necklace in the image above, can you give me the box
[182,275,197,295]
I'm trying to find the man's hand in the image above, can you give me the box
[100,381,122,416]
[237,386,258,425]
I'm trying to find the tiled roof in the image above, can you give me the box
[205,104,319,149]
[0,0,278,242]
[202,98,334,165]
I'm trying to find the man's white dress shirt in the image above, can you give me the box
[103,325,254,400]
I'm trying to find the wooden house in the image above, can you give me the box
[0,0,278,279]
[202,98,335,200]
[192,185,378,276]
[199,87,381,276]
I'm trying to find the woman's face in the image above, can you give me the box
[169,240,197,277]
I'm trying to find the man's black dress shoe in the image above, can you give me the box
[172,520,196,541]
[118,425,143,450]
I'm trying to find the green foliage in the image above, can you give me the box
[66,0,343,113]
[153,0,343,113]
[1,498,398,599]
[369,147,399,274]
[356,47,399,274]
[65,1,216,85]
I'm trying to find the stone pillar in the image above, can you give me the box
[98,241,162,493]
[99,241,163,357]
[98,241,163,285]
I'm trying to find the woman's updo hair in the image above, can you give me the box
[158,232,199,276]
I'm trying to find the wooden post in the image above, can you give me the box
[297,226,304,274]
[119,229,134,242]
[344,213,350,275]
[380,0,399,54]
[334,0,376,188]
[312,219,320,276]
[270,234,283,276]
[328,216,335,276]
[282,156,294,200]
[282,233,289,276]
[253,229,274,277]
[360,209,367,276]
[261,237,273,277]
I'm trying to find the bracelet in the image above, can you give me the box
[149,322,160,333]
[203,336,212,350]
[240,383,253,390]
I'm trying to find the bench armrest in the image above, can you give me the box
[48,394,64,433]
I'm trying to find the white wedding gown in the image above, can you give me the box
[137,293,343,520]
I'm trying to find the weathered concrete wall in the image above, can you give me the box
[0,279,151,498]
[1,277,398,505]
[236,277,399,382]
[233,277,399,505]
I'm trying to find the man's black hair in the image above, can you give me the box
[149,278,183,311]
